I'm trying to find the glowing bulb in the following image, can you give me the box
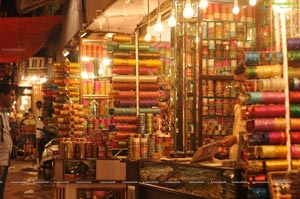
[81,56,91,61]
[98,68,104,75]
[144,26,152,42]
[40,77,47,83]
[168,9,176,27]
[168,15,176,27]
[106,33,113,38]
[199,0,208,9]
[144,32,152,42]
[80,32,87,38]
[31,75,37,82]
[62,50,70,57]
[154,15,164,32]
[102,57,111,66]
[249,0,257,6]
[232,5,240,14]
[81,71,88,79]
[183,0,194,19]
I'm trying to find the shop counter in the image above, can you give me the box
[53,158,126,199]
[126,159,247,199]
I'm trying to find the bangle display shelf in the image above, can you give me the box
[198,3,256,147]
[42,80,57,119]
[172,0,256,154]
[242,45,300,198]
[52,62,74,137]
[241,4,300,198]
[41,58,58,121]
[79,38,112,159]
[53,98,127,199]
[53,42,111,161]
[276,36,300,199]
[239,4,273,198]
[150,42,174,137]
[241,51,285,199]
[108,34,170,160]
[52,59,125,198]
[80,38,111,133]
[21,118,37,160]
[151,41,174,158]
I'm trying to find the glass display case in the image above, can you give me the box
[174,0,200,152]
[199,3,256,145]
[172,1,256,151]
[80,38,111,132]
[128,160,245,199]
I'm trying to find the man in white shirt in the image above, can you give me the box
[220,63,246,161]
[0,82,16,199]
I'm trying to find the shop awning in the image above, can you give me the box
[0,15,62,63]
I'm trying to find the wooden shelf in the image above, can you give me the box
[201,75,234,80]
[81,94,109,99]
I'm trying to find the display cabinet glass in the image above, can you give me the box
[174,0,200,152]
[135,160,245,199]
[199,3,256,145]
[80,38,112,132]
[80,38,111,98]
[172,1,256,150]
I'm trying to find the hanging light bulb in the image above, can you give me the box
[232,0,240,14]
[144,26,152,42]
[62,50,70,57]
[183,0,194,19]
[199,0,208,9]
[155,0,164,32]
[168,8,176,27]
[249,0,257,6]
[232,5,240,14]
[155,14,164,32]
[144,32,152,42]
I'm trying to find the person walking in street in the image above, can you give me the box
[0,82,16,199]
[35,100,44,142]
[34,100,44,167]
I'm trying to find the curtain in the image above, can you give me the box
[0,15,62,63]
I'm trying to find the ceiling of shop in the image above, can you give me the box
[86,0,169,34]
[0,0,171,62]
[63,0,172,52]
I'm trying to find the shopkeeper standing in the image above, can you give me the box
[0,82,16,199]
[220,63,247,160]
